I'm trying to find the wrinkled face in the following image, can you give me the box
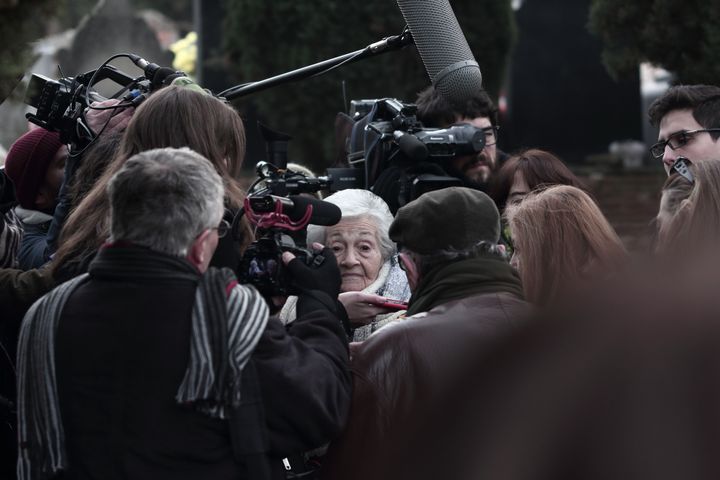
[657,109,720,174]
[449,116,497,184]
[507,170,530,206]
[325,216,384,292]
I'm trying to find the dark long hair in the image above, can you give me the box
[53,86,250,275]
[490,149,587,211]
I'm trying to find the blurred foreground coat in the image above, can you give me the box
[344,257,720,480]
[322,255,527,480]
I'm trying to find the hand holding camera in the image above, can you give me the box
[282,243,342,301]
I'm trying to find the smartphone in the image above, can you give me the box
[374,300,408,311]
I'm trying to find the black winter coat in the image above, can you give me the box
[54,246,351,480]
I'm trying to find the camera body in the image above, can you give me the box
[23,63,147,145]
[238,163,337,298]
[334,98,486,212]
[240,232,309,298]
[23,55,185,147]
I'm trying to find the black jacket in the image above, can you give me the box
[54,246,351,480]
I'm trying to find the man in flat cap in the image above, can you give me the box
[322,186,528,479]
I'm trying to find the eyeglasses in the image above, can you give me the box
[212,219,231,238]
[649,128,720,158]
[482,126,499,147]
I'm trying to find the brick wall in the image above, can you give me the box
[578,170,666,252]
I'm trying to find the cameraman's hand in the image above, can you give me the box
[85,99,135,136]
[281,243,341,300]
[338,292,392,326]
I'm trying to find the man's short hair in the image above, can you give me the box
[107,147,225,256]
[648,85,720,140]
[415,85,499,128]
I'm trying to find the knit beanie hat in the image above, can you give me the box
[4,128,64,209]
[389,186,500,254]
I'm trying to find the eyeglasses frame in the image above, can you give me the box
[650,128,720,159]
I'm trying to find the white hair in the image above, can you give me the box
[307,189,395,261]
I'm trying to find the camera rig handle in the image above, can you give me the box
[244,196,313,232]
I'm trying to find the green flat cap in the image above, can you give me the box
[389,186,500,254]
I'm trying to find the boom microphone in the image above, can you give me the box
[127,54,185,89]
[396,0,483,107]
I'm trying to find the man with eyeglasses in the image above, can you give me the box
[15,147,351,480]
[648,85,720,174]
[416,85,503,187]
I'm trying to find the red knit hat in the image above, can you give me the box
[4,128,64,209]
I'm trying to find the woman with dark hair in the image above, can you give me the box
[52,86,252,280]
[489,149,588,253]
[507,185,627,306]
[490,149,587,211]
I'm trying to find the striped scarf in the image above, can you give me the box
[1,209,23,268]
[16,264,268,480]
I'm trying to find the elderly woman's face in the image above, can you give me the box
[325,216,384,292]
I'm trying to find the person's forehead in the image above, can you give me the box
[658,109,703,139]
[457,116,492,129]
[326,220,379,239]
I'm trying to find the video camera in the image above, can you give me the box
[23,53,186,147]
[238,161,339,298]
[331,97,488,213]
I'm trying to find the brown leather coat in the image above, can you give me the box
[322,291,528,479]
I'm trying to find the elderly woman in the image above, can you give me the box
[280,189,410,341]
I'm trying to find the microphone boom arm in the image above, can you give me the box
[219,28,413,101]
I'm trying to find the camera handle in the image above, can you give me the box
[219,27,414,101]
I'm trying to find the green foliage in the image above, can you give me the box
[0,0,99,103]
[223,0,516,170]
[54,0,100,30]
[589,0,720,84]
[0,0,57,102]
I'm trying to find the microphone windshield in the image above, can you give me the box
[287,195,342,226]
[396,0,483,107]
[151,67,177,88]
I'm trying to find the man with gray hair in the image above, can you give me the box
[16,148,351,480]
[323,186,528,479]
